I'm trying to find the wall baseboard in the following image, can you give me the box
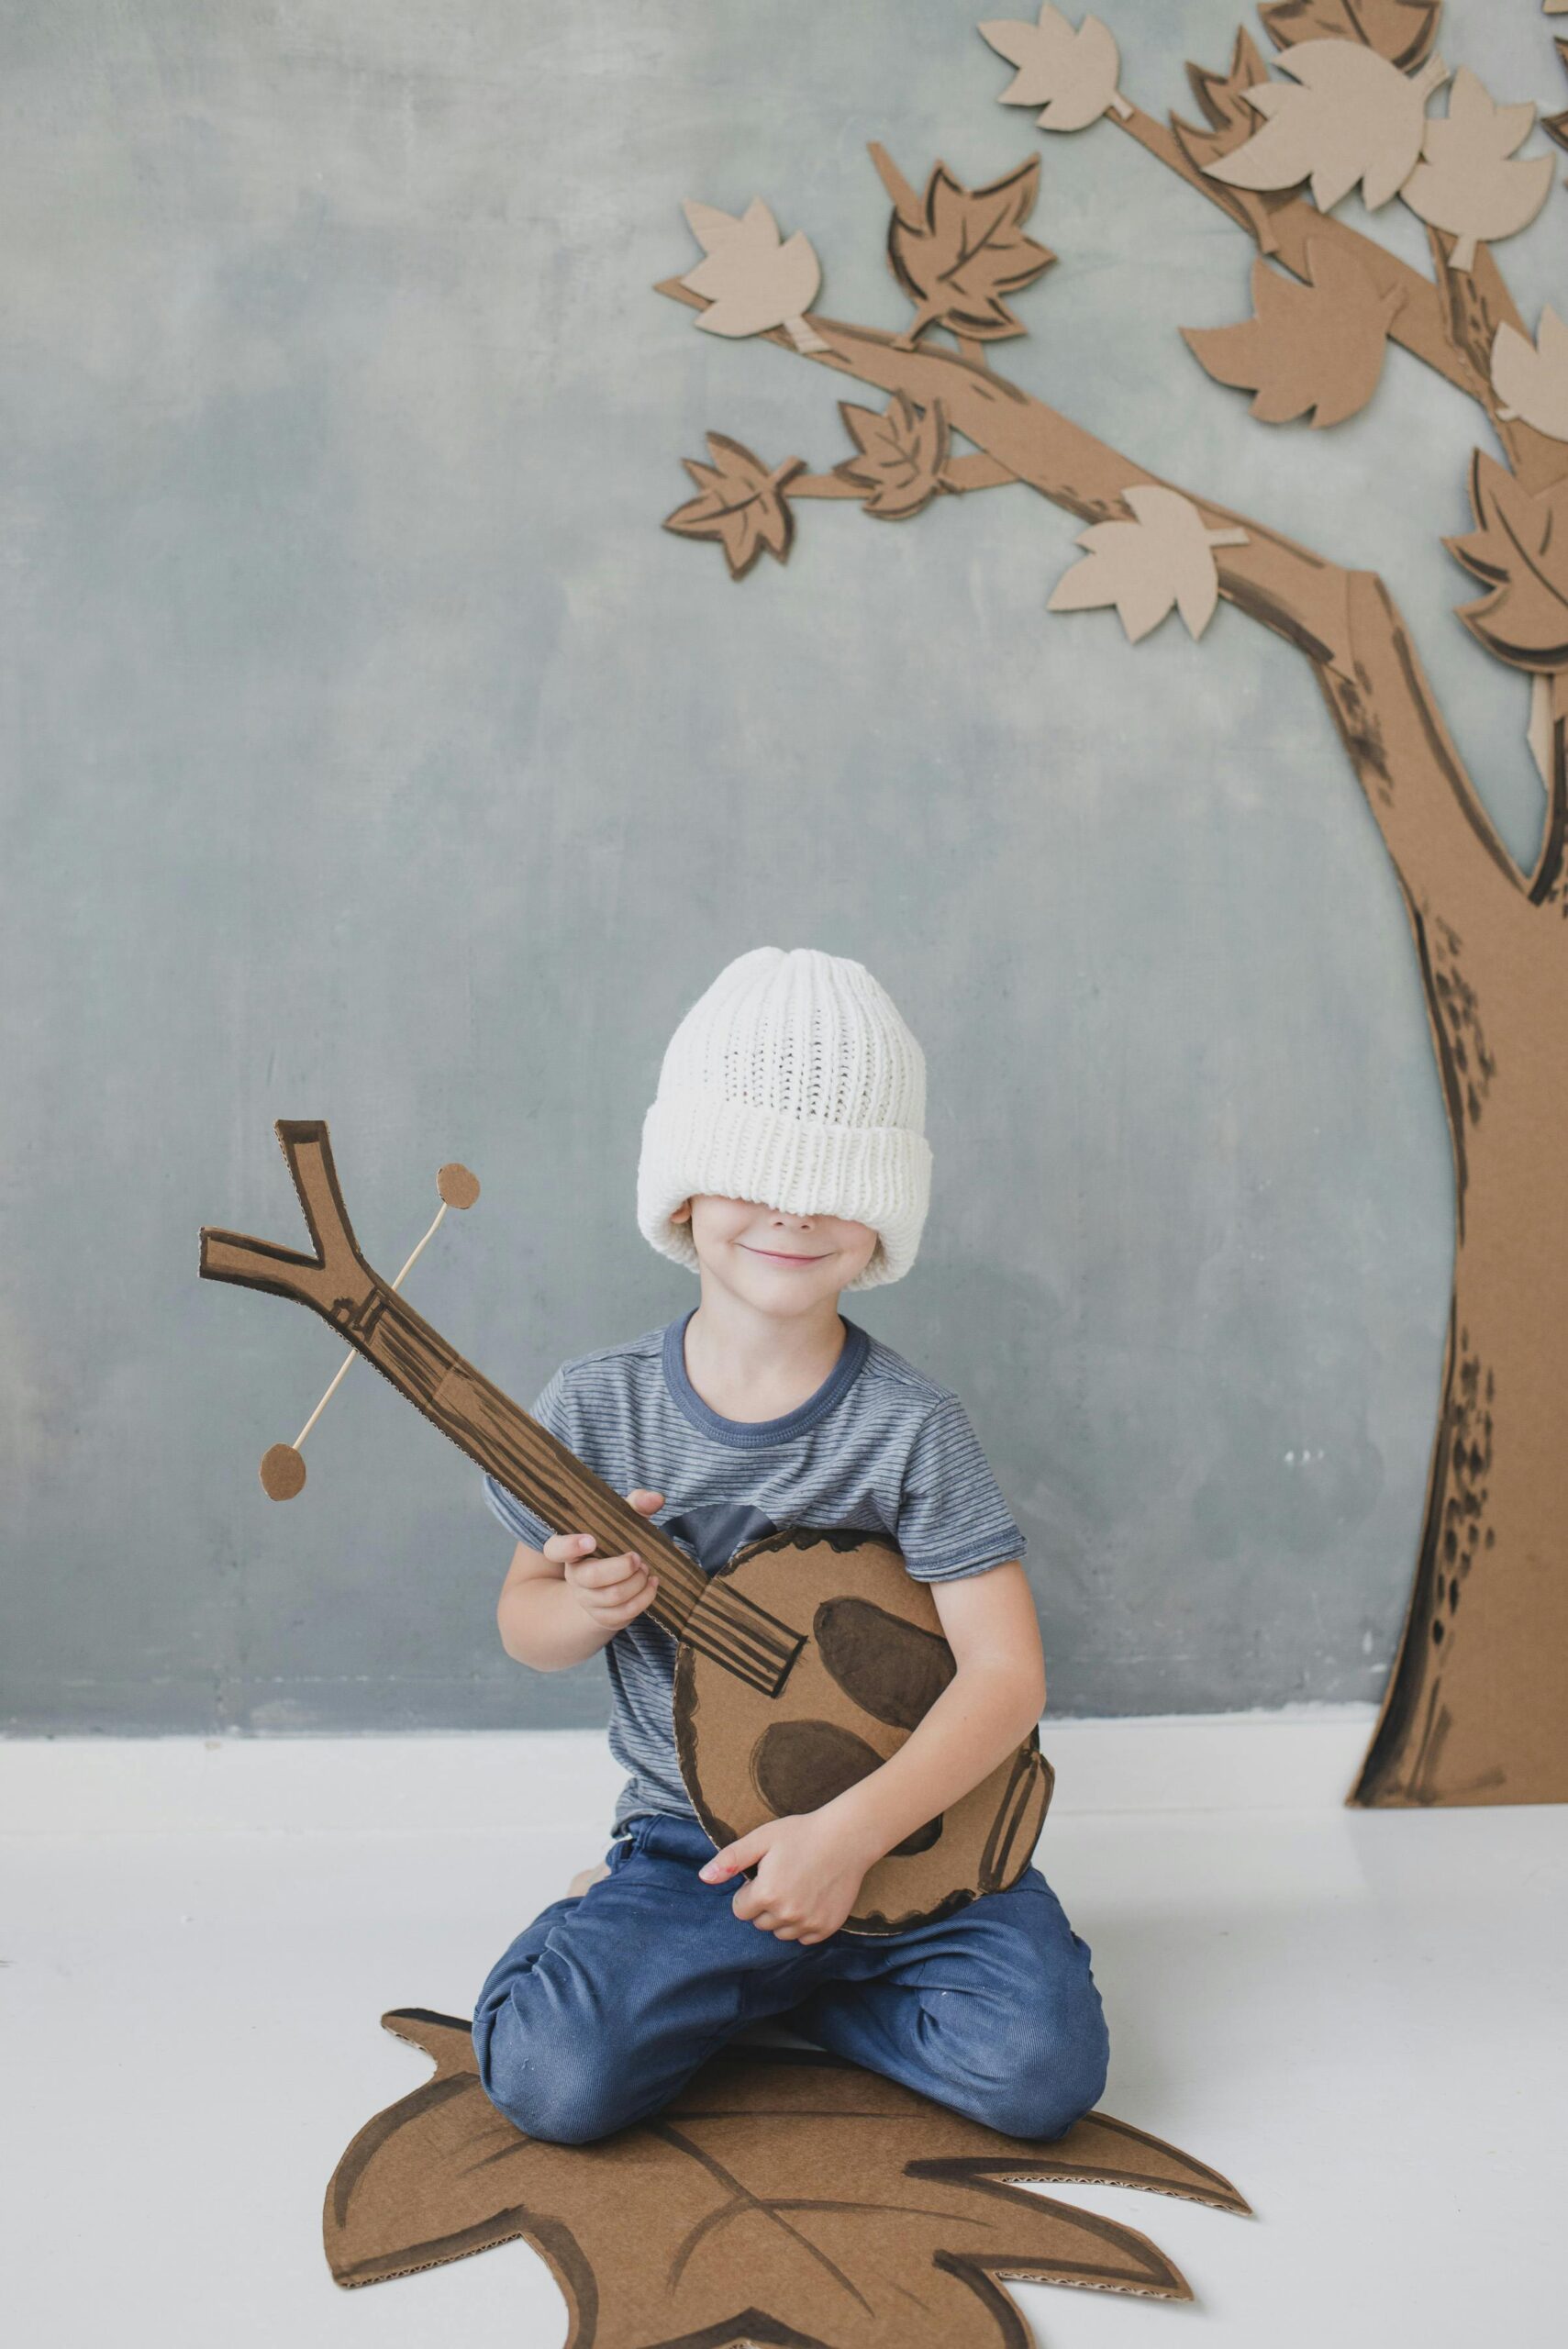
[0,1708,1377,1837]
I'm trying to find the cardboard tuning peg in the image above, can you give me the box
[437,1162,480,1208]
[251,1154,481,1501]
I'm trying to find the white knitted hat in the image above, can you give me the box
[637,946,932,1291]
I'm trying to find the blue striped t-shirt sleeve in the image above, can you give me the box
[895,1391,1028,1582]
[481,1363,571,1554]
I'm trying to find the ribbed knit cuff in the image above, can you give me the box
[636,1085,931,1290]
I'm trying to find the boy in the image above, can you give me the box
[473,946,1108,2145]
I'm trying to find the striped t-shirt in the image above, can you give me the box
[482,1306,1029,1835]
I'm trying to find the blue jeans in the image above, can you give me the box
[472,1812,1109,2145]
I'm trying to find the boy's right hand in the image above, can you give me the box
[548,1489,665,1631]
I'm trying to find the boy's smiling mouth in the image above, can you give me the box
[740,1243,829,1264]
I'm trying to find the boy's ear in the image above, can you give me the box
[670,1197,693,1226]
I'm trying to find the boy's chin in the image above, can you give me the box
[721,1257,840,1308]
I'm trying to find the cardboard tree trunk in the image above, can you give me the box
[656,4,1568,1808]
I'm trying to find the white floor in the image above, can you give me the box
[4,1718,1563,2349]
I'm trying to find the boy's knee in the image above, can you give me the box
[473,1999,637,2144]
[935,1965,1109,2142]
[987,1982,1110,2141]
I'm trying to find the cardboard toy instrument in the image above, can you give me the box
[325,2007,1250,2346]
[200,1120,1053,1933]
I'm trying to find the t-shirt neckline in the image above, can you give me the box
[661,1306,870,1448]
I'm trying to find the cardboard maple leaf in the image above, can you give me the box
[884,155,1055,343]
[1171,28,1295,252]
[1491,306,1568,441]
[1401,67,1553,270]
[1257,0,1441,74]
[1203,39,1448,212]
[1049,484,1248,642]
[1182,239,1402,427]
[833,393,951,518]
[663,434,805,578]
[325,2009,1249,2349]
[679,198,828,354]
[1172,27,1271,171]
[1546,28,1568,155]
[979,5,1131,131]
[1445,450,1568,671]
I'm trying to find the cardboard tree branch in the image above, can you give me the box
[325,2009,1250,2346]
[654,0,1568,1811]
[657,242,1516,915]
[1072,18,1568,492]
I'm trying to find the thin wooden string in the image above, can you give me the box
[293,1201,450,1449]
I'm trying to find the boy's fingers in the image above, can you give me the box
[596,1577,659,1625]
[590,1566,644,1598]
[699,1826,769,1882]
[627,1488,665,1512]
[572,1551,645,1591]
[546,1531,598,1564]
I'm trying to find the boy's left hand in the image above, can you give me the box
[698,1809,876,1943]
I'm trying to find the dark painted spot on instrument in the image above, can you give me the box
[723,1523,880,1567]
[751,1720,942,1855]
[813,1598,956,1732]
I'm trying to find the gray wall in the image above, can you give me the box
[4,0,1557,1733]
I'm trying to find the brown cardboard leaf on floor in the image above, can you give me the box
[325,2009,1250,2347]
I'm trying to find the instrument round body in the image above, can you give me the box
[672,1526,1053,1937]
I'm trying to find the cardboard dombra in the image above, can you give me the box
[200,1119,1052,1934]
[326,2007,1250,2345]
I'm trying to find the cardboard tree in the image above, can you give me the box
[658,1,1568,1809]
